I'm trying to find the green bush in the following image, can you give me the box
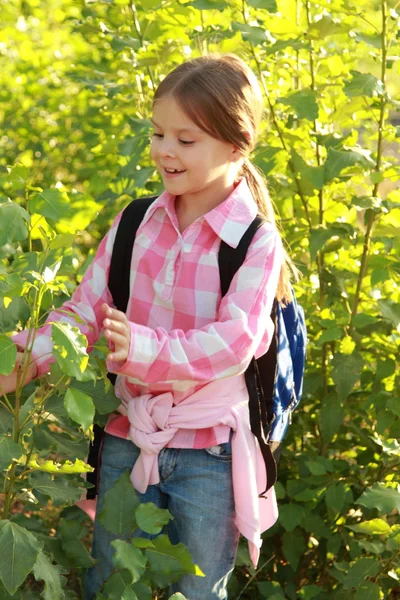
[0,0,399,598]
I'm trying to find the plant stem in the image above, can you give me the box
[350,0,387,327]
[236,555,276,599]
[129,2,156,92]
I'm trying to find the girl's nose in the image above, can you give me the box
[157,139,176,158]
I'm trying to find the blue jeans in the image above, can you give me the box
[84,433,240,600]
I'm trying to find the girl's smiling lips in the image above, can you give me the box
[163,167,186,178]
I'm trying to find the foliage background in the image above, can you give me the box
[0,0,399,598]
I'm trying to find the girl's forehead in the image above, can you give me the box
[152,97,200,129]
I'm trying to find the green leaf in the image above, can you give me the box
[281,530,306,571]
[320,395,345,442]
[111,540,147,584]
[70,380,120,415]
[344,72,384,98]
[324,149,370,183]
[343,558,381,590]
[278,89,318,120]
[0,520,43,595]
[231,22,267,44]
[347,518,391,536]
[332,353,364,401]
[168,595,188,600]
[188,0,226,10]
[354,582,380,600]
[7,165,29,188]
[0,408,13,435]
[52,321,89,380]
[135,503,173,535]
[0,436,23,471]
[131,538,155,549]
[0,202,29,246]
[0,336,17,376]
[64,388,95,432]
[58,519,95,568]
[351,196,382,210]
[357,483,400,514]
[32,550,66,600]
[246,0,277,11]
[30,189,71,222]
[305,461,327,476]
[98,471,140,535]
[278,503,305,532]
[298,585,323,599]
[308,15,350,39]
[352,314,379,329]
[145,535,204,580]
[290,149,324,197]
[325,483,346,513]
[378,299,400,327]
[28,472,83,506]
[102,572,137,600]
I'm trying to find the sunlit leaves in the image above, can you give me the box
[51,321,89,380]
[324,148,373,183]
[344,72,385,98]
[277,89,319,121]
[357,484,400,514]
[347,519,391,536]
[30,190,71,222]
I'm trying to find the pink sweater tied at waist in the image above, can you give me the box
[123,377,279,567]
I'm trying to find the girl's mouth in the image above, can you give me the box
[163,167,186,178]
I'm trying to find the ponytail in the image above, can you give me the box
[240,158,299,305]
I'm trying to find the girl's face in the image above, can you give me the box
[150,96,242,210]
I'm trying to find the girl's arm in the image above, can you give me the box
[12,211,124,378]
[107,223,283,386]
[0,352,37,397]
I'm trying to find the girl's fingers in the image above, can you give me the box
[109,350,127,362]
[102,304,127,324]
[103,318,128,334]
[104,329,128,348]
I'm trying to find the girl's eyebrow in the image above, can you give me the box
[150,118,202,134]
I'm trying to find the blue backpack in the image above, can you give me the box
[87,197,307,499]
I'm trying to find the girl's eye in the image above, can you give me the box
[179,140,194,146]
[152,133,163,139]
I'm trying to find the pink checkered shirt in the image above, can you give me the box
[14,177,283,450]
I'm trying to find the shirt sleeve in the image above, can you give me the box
[12,211,123,377]
[107,223,284,385]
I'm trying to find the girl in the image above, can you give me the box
[2,53,294,599]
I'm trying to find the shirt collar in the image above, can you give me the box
[140,177,258,249]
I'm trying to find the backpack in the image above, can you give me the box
[86,196,307,498]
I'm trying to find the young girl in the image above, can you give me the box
[2,54,294,599]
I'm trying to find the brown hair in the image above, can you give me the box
[153,53,297,303]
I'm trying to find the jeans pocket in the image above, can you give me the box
[204,441,232,461]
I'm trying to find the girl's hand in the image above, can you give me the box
[101,304,131,363]
[0,352,38,397]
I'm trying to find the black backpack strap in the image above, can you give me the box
[218,214,278,497]
[108,196,158,313]
[87,196,157,499]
